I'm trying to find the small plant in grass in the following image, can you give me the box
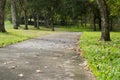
[80,32,120,80]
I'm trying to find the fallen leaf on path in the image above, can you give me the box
[73,48,77,51]
[52,57,58,60]
[71,60,75,62]
[57,64,63,68]
[3,62,7,65]
[18,74,24,77]
[9,65,17,69]
[44,66,48,68]
[36,70,43,73]
[68,48,74,50]
[82,61,89,71]
[25,61,29,64]
[55,54,63,57]
[69,73,75,77]
[4,61,14,64]
[79,64,82,66]
[66,72,75,77]
[75,43,78,45]
[35,54,40,56]
[72,56,78,59]
[83,61,87,66]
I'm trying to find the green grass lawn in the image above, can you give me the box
[80,32,120,80]
[0,21,56,47]
[55,25,92,32]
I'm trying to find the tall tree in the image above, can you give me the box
[107,0,120,31]
[18,0,28,30]
[29,0,43,29]
[0,0,6,32]
[10,0,19,29]
[97,0,111,41]
[43,0,61,31]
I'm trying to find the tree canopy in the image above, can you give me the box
[0,0,120,41]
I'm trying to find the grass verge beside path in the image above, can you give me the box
[56,25,92,32]
[0,30,55,48]
[80,32,120,80]
[0,22,56,47]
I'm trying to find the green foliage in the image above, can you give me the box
[57,25,92,32]
[107,0,120,17]
[0,21,55,47]
[81,32,120,80]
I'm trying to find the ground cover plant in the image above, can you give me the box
[80,32,120,80]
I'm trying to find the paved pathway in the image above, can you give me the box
[0,32,94,80]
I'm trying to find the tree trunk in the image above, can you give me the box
[10,0,19,29]
[93,16,96,31]
[97,0,111,41]
[33,15,37,28]
[80,17,84,26]
[98,17,101,30]
[60,19,66,26]
[51,17,55,31]
[24,10,28,30]
[84,15,87,27]
[18,0,28,30]
[45,19,50,28]
[36,14,39,29]
[0,0,6,32]
[109,19,113,31]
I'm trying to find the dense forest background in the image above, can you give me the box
[0,0,119,36]
[6,0,120,30]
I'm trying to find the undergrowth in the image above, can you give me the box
[80,32,120,80]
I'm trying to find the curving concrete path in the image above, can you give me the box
[0,32,95,80]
